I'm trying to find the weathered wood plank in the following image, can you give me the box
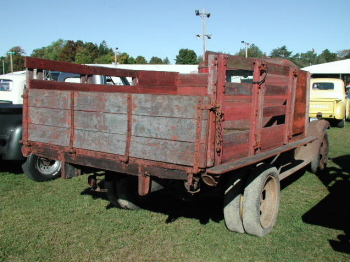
[29,89,71,109]
[221,143,249,163]
[74,92,128,113]
[28,124,70,146]
[75,111,127,134]
[223,105,251,121]
[261,124,286,150]
[28,107,71,128]
[178,73,208,87]
[132,116,207,143]
[225,83,252,96]
[132,94,209,118]
[74,130,126,155]
[263,105,286,118]
[129,136,198,166]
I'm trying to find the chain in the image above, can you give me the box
[212,105,223,155]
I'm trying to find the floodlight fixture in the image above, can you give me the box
[195,8,211,60]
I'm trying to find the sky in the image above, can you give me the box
[1,0,349,63]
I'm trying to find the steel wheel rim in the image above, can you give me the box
[35,157,61,175]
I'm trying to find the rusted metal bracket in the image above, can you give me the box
[138,171,151,196]
[198,103,224,156]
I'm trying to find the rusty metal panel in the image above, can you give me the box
[28,124,70,146]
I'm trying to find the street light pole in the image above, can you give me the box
[241,41,250,58]
[7,52,15,73]
[195,9,211,60]
[114,48,119,65]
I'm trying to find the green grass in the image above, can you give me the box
[1,125,350,262]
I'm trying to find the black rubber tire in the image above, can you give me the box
[310,133,329,174]
[105,173,143,210]
[336,119,345,128]
[22,153,61,182]
[223,172,245,233]
[242,165,280,237]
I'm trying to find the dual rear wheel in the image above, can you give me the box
[224,165,280,237]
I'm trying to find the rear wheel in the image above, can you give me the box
[22,153,61,182]
[310,133,329,174]
[224,172,245,233]
[105,173,145,210]
[336,119,345,128]
[242,165,280,237]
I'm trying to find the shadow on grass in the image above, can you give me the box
[302,155,350,254]
[0,159,24,174]
[81,179,224,226]
[78,166,314,229]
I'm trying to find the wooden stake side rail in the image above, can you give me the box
[23,54,311,179]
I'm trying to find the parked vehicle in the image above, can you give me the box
[309,78,349,127]
[0,74,26,160]
[21,53,329,236]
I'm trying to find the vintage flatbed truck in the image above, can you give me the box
[21,52,329,236]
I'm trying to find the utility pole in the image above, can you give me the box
[241,41,250,58]
[114,48,119,65]
[195,9,211,60]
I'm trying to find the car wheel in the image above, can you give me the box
[22,153,61,182]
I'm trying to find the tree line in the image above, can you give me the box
[1,39,349,73]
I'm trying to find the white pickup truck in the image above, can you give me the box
[0,73,26,160]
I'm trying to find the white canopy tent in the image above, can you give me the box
[302,59,350,83]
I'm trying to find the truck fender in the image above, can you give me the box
[334,102,346,120]
[2,124,24,160]
[295,119,329,164]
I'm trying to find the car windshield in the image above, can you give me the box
[0,79,12,91]
[312,82,334,90]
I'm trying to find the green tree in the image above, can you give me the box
[149,56,164,64]
[337,49,350,59]
[163,57,170,64]
[11,46,26,71]
[317,49,337,64]
[75,47,94,64]
[117,52,130,64]
[94,53,114,64]
[31,47,46,58]
[270,45,292,58]
[175,49,198,64]
[58,40,77,62]
[44,39,66,60]
[236,44,265,58]
[135,56,147,64]
[2,46,26,72]
[291,51,318,68]
[98,40,111,56]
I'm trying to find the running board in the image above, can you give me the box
[206,136,316,175]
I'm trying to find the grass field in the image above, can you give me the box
[1,125,349,262]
